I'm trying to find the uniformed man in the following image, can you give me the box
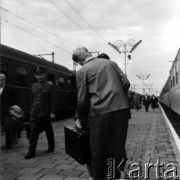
[24,67,56,159]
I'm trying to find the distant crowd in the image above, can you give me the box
[133,93,158,112]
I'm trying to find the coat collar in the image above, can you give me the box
[84,57,96,64]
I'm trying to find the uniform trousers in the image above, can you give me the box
[28,117,54,155]
[89,109,129,179]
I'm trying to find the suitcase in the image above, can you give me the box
[64,126,91,165]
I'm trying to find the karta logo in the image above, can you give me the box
[107,158,180,179]
[106,158,128,179]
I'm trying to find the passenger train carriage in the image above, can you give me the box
[0,44,77,123]
[160,48,180,115]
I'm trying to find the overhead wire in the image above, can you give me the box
[1,1,146,84]
[64,0,107,43]
[64,0,114,54]
[88,0,123,57]
[78,0,107,33]
[1,0,121,60]
[0,18,72,54]
[66,0,113,55]
[48,0,110,52]
[48,0,92,41]
[72,0,124,59]
[0,6,77,47]
[1,3,118,59]
[90,0,112,32]
[1,1,135,73]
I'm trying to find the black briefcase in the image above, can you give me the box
[64,126,91,165]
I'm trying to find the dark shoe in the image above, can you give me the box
[24,153,35,159]
[46,148,54,153]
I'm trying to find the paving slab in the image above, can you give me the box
[0,109,180,179]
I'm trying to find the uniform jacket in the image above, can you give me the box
[30,81,56,119]
[76,57,130,126]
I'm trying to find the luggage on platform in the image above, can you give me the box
[64,126,91,165]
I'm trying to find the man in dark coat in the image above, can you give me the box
[151,94,158,111]
[0,73,17,149]
[72,47,131,179]
[24,67,56,159]
[143,93,150,112]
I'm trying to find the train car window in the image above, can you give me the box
[173,77,175,87]
[47,73,55,85]
[173,67,176,86]
[58,77,65,90]
[16,66,27,87]
[170,70,173,87]
[0,62,8,75]
[176,60,179,84]
[176,59,179,71]
[67,79,72,90]
[176,72,178,84]
[171,80,173,88]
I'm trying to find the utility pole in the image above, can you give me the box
[154,89,160,96]
[90,51,99,55]
[108,39,142,77]
[144,84,153,94]
[35,52,55,63]
[136,74,151,94]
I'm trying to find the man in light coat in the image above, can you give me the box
[72,47,131,179]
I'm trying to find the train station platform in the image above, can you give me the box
[1,107,180,180]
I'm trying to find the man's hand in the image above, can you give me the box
[75,118,82,129]
[50,114,56,119]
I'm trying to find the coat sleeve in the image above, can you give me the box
[111,61,130,95]
[76,70,90,127]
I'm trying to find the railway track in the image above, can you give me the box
[161,103,180,138]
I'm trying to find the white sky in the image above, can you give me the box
[1,0,180,95]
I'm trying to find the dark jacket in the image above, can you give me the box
[143,95,150,106]
[30,81,56,120]
[0,84,17,127]
[151,96,158,108]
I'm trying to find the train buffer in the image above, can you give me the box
[1,108,180,179]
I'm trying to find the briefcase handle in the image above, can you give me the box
[67,125,87,134]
